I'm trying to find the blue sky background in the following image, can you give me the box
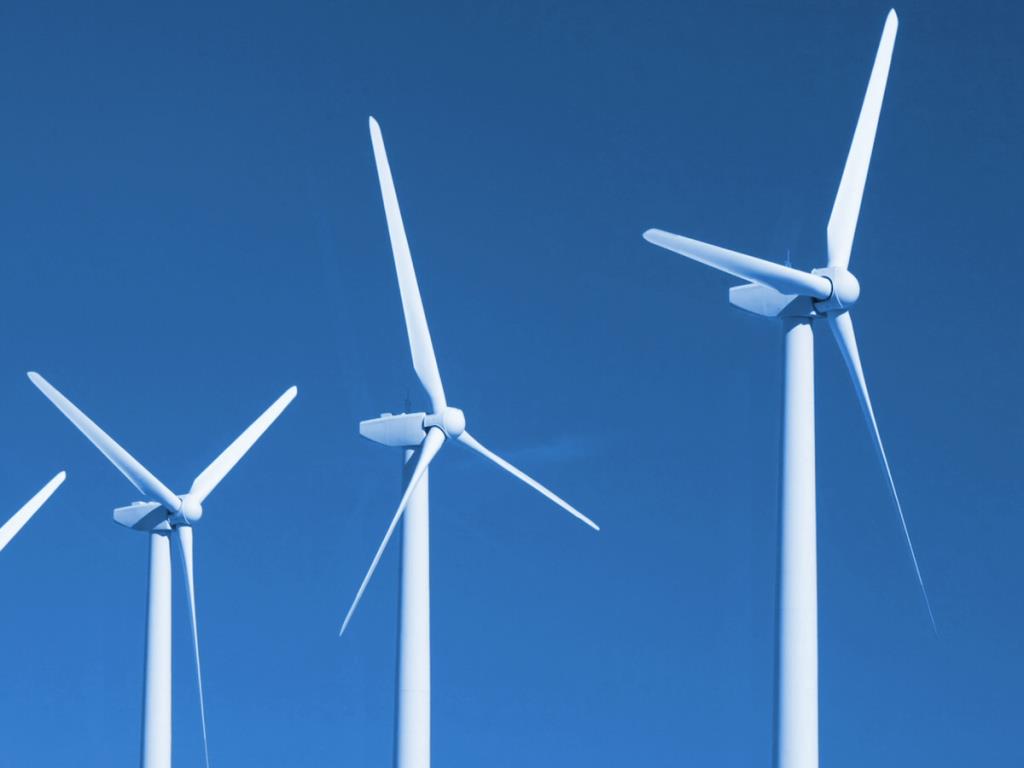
[0,0,1020,765]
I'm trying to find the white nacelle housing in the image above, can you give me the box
[729,283,815,318]
[360,412,428,448]
[113,501,169,531]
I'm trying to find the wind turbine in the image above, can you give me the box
[643,11,930,768]
[0,471,66,553]
[28,372,296,768]
[340,117,599,768]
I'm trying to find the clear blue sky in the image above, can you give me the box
[0,0,1020,765]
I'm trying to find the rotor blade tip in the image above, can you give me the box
[27,371,42,384]
[339,612,355,637]
[285,385,298,399]
[642,228,660,242]
[369,115,381,135]
[55,470,67,484]
[887,8,898,25]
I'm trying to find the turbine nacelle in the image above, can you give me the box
[360,411,429,448]
[112,494,203,531]
[114,501,171,531]
[359,406,467,448]
[727,267,861,319]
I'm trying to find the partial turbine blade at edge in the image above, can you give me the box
[643,229,833,300]
[339,427,447,637]
[174,525,211,768]
[828,310,936,631]
[368,117,448,413]
[826,9,898,269]
[189,386,298,504]
[27,372,182,513]
[0,471,66,552]
[456,431,599,531]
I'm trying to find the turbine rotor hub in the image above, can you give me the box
[812,266,861,312]
[179,496,204,525]
[425,406,466,438]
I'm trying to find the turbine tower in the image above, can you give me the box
[0,471,66,553]
[28,372,296,768]
[643,11,930,768]
[340,117,599,768]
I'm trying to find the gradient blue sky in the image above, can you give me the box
[0,0,1020,765]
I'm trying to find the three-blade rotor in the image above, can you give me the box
[29,372,298,763]
[340,119,598,636]
[643,10,934,628]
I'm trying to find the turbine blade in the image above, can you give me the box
[826,9,898,269]
[643,229,832,300]
[368,116,448,413]
[828,310,935,629]
[174,525,211,768]
[27,373,181,513]
[456,431,599,531]
[0,472,66,552]
[339,427,446,636]
[190,386,298,504]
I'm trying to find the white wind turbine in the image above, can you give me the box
[28,372,296,768]
[644,10,930,768]
[340,117,599,768]
[0,472,66,553]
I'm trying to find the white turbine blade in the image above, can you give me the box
[190,386,298,504]
[340,427,446,636]
[174,525,211,768]
[643,229,832,300]
[368,116,448,412]
[27,373,181,513]
[0,472,66,552]
[456,431,599,531]
[826,9,898,269]
[828,310,935,629]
